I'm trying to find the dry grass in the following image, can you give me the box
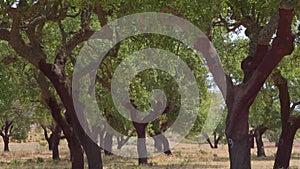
[0,141,299,169]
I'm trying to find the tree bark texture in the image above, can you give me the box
[273,71,300,169]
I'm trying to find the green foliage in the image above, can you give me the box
[0,49,36,142]
[215,34,248,84]
[1,0,300,163]
[92,32,211,138]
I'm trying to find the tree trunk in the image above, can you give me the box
[203,133,214,149]
[273,124,298,169]
[273,71,300,168]
[222,6,295,169]
[52,141,60,160]
[68,135,84,169]
[48,102,85,169]
[104,132,113,156]
[117,130,135,149]
[40,61,103,169]
[159,134,172,155]
[35,70,85,169]
[255,134,266,157]
[91,125,100,144]
[213,132,221,148]
[83,141,102,169]
[133,122,148,165]
[226,108,251,169]
[3,136,9,151]
[43,128,53,151]
[99,124,105,150]
[227,134,250,169]
[152,136,163,152]
[214,137,220,148]
[75,122,102,169]
[126,101,150,165]
[1,121,13,152]
[48,134,53,151]
[152,133,172,155]
[254,126,267,157]
[52,124,61,160]
[249,130,255,149]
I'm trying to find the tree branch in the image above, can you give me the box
[225,4,295,137]
[194,37,228,98]
[9,9,45,67]
[4,121,13,135]
[41,125,50,141]
[117,130,135,149]
[161,5,181,16]
[258,13,279,45]
[93,3,107,27]
[34,69,73,138]
[63,29,94,56]
[8,124,13,137]
[273,70,291,127]
[243,7,295,105]
[292,115,300,129]
[0,127,4,137]
[242,13,278,83]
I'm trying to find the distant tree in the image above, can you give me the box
[0,63,34,151]
[34,70,84,164]
[39,117,62,160]
[249,81,280,157]
[272,70,300,169]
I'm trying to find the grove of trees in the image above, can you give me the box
[1,0,300,169]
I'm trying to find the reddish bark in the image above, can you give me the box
[0,2,123,169]
[273,72,300,169]
[35,72,84,169]
[193,6,295,168]
[41,63,102,169]
[254,125,267,157]
[223,6,294,169]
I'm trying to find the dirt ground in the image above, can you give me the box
[0,140,299,169]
